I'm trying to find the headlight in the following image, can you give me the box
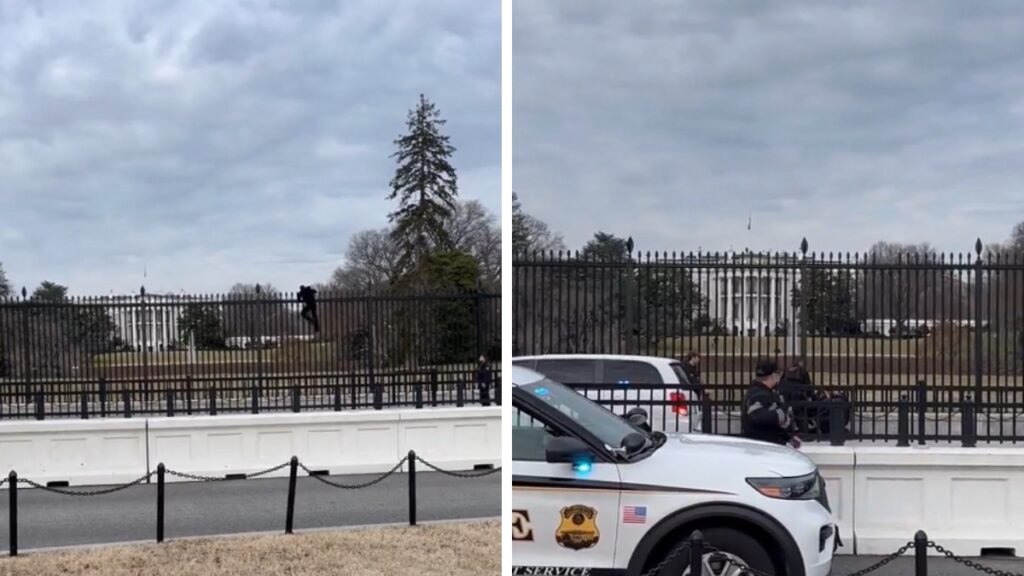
[746,472,822,500]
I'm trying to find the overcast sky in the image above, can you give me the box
[0,0,499,296]
[513,1,1024,257]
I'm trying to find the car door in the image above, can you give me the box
[512,397,622,570]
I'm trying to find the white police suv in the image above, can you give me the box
[511,365,836,576]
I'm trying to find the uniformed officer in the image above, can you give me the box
[741,359,801,448]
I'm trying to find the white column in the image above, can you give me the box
[131,307,138,350]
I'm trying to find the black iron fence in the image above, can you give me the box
[564,380,1024,445]
[514,239,1024,405]
[2,450,500,556]
[0,286,501,419]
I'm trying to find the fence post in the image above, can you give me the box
[251,381,259,415]
[123,388,132,418]
[166,390,175,417]
[829,397,846,446]
[333,381,342,412]
[474,281,485,363]
[430,368,439,407]
[209,387,217,416]
[291,385,300,413]
[20,288,32,409]
[415,382,424,409]
[408,450,417,526]
[623,238,637,355]
[915,530,928,576]
[99,377,108,418]
[140,286,150,404]
[34,391,44,421]
[962,394,977,448]
[457,381,465,407]
[286,456,298,534]
[8,471,17,557]
[916,380,927,446]
[373,382,383,410]
[974,239,983,414]
[798,238,809,365]
[897,394,910,447]
[81,388,89,419]
[689,530,704,576]
[157,463,165,543]
[185,376,193,415]
[256,285,265,395]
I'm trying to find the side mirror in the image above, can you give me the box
[622,432,647,455]
[626,408,649,427]
[546,436,595,470]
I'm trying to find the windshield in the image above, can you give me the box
[521,376,648,450]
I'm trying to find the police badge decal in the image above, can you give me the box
[555,505,600,550]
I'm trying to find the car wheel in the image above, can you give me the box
[657,527,776,576]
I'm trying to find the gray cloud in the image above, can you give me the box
[0,0,499,295]
[513,0,1024,256]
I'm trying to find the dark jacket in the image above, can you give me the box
[741,380,795,445]
[681,363,705,398]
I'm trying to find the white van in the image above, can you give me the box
[512,354,702,434]
[511,365,836,576]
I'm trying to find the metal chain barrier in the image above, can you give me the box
[929,542,1024,576]
[298,457,408,490]
[835,541,915,576]
[164,461,291,482]
[16,471,156,497]
[641,541,691,576]
[415,455,501,478]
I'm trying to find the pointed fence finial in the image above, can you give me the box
[800,238,809,255]
[975,238,983,257]
[626,236,635,255]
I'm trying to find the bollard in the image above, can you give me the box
[915,530,928,576]
[291,385,301,413]
[35,391,44,420]
[8,471,17,556]
[408,450,417,526]
[962,394,977,448]
[916,380,927,446]
[285,456,298,534]
[123,389,132,418]
[701,394,712,433]
[897,394,910,447]
[333,382,341,412]
[157,463,165,543]
[166,390,175,417]
[81,390,89,420]
[689,530,704,576]
[251,382,260,415]
[829,397,846,446]
[430,369,439,407]
[373,383,383,410]
[415,383,424,409]
[208,387,217,416]
[456,382,465,408]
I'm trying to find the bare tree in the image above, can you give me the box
[329,229,403,293]
[512,192,565,256]
[445,200,500,288]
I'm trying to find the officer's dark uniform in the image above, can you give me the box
[741,360,797,446]
[477,357,492,407]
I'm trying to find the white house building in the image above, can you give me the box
[98,293,197,351]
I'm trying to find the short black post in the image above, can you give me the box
[962,394,977,448]
[689,530,704,576]
[123,389,132,418]
[829,398,846,446]
[430,369,439,407]
[701,394,712,433]
[166,390,175,417]
[373,384,383,410]
[156,463,165,543]
[35,391,44,420]
[916,380,927,446]
[333,382,341,412]
[915,530,928,576]
[8,471,17,556]
[208,387,217,416]
[251,382,259,415]
[285,456,298,534]
[897,394,910,447]
[185,376,193,415]
[408,450,417,526]
[291,385,300,413]
[415,383,424,409]
[81,390,89,420]
[456,382,465,408]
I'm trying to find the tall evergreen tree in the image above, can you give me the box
[388,94,458,272]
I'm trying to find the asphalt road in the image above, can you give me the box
[833,555,1024,575]
[0,470,499,552]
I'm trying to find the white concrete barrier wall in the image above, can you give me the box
[0,418,149,487]
[0,407,501,487]
[805,445,1024,557]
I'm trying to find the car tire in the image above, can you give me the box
[656,527,776,576]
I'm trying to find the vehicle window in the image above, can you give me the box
[602,360,662,384]
[512,405,558,462]
[534,359,596,384]
[670,363,691,385]
[519,377,648,451]
[511,359,536,370]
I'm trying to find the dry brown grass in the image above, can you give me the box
[0,521,499,576]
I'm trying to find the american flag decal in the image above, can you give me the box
[623,506,647,524]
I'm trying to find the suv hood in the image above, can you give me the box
[622,433,817,491]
